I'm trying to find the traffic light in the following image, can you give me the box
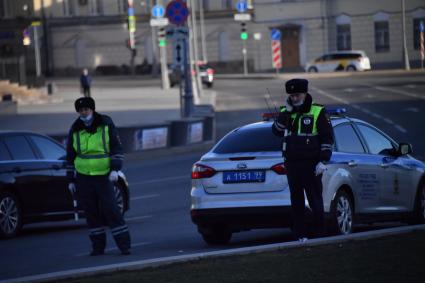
[23,28,31,46]
[240,22,248,41]
[158,27,166,47]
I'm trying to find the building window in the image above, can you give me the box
[374,21,389,52]
[63,0,76,16]
[203,0,209,11]
[222,0,232,9]
[118,0,127,14]
[89,0,104,15]
[337,24,351,51]
[413,18,425,50]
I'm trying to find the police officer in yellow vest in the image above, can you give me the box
[272,79,334,242]
[66,97,131,255]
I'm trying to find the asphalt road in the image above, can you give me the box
[1,71,424,281]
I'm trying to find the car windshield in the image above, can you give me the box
[213,125,282,154]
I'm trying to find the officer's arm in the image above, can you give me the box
[65,127,76,182]
[272,111,290,137]
[107,118,124,171]
[317,109,334,162]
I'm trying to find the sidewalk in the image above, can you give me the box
[0,77,210,136]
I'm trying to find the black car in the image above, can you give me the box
[0,131,130,238]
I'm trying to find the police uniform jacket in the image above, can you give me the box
[272,93,334,163]
[66,112,123,180]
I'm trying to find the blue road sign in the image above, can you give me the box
[166,0,189,26]
[236,0,247,13]
[420,21,424,33]
[270,29,281,41]
[151,5,165,18]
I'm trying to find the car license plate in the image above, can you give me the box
[223,171,266,183]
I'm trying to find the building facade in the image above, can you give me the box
[1,0,424,78]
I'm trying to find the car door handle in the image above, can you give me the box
[51,164,61,170]
[347,161,357,167]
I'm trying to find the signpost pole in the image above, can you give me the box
[182,37,193,117]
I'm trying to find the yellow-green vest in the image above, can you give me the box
[281,104,323,135]
[73,125,111,175]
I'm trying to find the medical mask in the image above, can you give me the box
[292,99,304,107]
[80,114,93,123]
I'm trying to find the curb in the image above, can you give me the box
[215,69,425,80]
[4,224,425,283]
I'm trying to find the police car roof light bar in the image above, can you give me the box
[325,107,346,116]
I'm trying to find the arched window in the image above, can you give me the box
[336,14,351,51]
[373,12,390,52]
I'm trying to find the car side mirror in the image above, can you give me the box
[398,143,412,156]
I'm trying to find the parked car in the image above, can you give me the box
[305,50,371,72]
[169,63,214,88]
[190,110,425,245]
[0,131,130,238]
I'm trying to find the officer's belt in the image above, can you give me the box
[77,153,110,159]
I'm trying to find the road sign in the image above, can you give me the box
[151,5,165,18]
[270,29,281,41]
[166,0,189,26]
[173,40,184,66]
[271,40,282,69]
[234,13,251,21]
[236,0,247,13]
[150,18,169,27]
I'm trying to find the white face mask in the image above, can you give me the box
[80,114,93,122]
[292,99,304,107]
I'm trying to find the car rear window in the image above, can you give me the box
[213,126,282,154]
[2,135,37,160]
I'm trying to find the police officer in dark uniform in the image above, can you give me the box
[272,79,333,242]
[66,97,131,255]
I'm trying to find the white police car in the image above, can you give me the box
[190,109,425,245]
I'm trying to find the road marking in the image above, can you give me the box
[126,215,153,222]
[74,242,151,257]
[405,84,416,89]
[130,175,188,187]
[402,107,420,113]
[312,86,408,134]
[394,125,407,133]
[372,85,424,100]
[131,194,160,201]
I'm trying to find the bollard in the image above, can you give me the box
[47,83,54,95]
[2,94,13,101]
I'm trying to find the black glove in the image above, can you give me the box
[277,111,291,128]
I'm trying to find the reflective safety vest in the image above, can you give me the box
[281,104,324,161]
[73,125,111,175]
[282,104,323,136]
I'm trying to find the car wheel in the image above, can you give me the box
[330,190,354,235]
[200,226,232,245]
[346,65,357,72]
[113,182,126,216]
[308,67,318,73]
[0,191,22,239]
[410,181,425,224]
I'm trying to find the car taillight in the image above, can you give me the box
[271,163,287,175]
[192,164,216,179]
[207,68,214,75]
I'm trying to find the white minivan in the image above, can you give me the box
[305,50,371,73]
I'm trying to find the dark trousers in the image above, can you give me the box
[82,86,91,97]
[285,161,325,239]
[76,173,131,252]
